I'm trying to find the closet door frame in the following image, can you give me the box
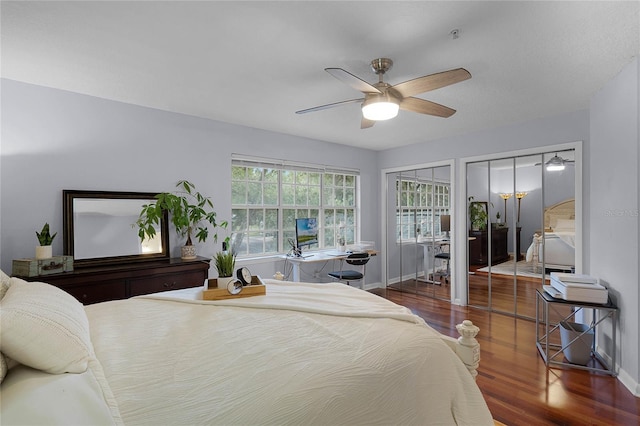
[457,141,583,307]
[380,159,457,302]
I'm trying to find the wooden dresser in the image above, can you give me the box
[469,227,510,266]
[18,257,210,305]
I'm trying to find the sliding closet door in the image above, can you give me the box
[515,154,544,318]
[467,149,577,319]
[416,166,451,301]
[385,165,452,301]
[542,150,576,273]
[467,161,490,309]
[400,169,421,294]
[490,158,516,316]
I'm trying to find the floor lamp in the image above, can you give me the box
[516,192,527,224]
[500,193,512,223]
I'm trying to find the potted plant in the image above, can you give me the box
[213,243,236,288]
[35,223,57,259]
[136,180,227,259]
[468,197,489,231]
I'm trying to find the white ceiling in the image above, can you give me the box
[2,1,638,151]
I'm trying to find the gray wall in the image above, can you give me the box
[0,79,381,284]
[589,57,639,392]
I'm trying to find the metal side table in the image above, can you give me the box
[535,288,617,376]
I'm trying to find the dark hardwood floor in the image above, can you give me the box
[369,286,640,425]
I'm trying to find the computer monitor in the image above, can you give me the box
[440,214,451,238]
[295,218,318,250]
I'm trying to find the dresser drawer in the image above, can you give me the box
[63,281,127,305]
[129,271,206,297]
[18,257,210,303]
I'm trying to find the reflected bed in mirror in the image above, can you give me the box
[63,190,169,268]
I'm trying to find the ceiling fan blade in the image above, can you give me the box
[392,68,471,98]
[325,68,382,94]
[361,117,376,129]
[400,97,456,118]
[295,98,364,114]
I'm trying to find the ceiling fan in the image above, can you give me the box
[295,58,471,129]
[536,153,575,171]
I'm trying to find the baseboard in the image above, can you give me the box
[363,281,383,291]
[596,346,639,397]
[616,367,640,397]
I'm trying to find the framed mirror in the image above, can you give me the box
[63,190,169,268]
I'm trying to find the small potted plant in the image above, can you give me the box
[35,223,57,259]
[213,241,236,289]
[136,180,227,259]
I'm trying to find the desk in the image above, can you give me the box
[284,250,377,284]
[417,239,449,283]
[535,289,617,376]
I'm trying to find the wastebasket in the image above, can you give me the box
[559,321,594,365]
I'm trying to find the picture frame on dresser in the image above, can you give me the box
[63,190,170,268]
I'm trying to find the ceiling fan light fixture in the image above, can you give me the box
[545,154,566,171]
[362,94,399,121]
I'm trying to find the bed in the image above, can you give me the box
[526,198,576,273]
[0,270,493,425]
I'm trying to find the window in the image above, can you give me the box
[397,178,450,241]
[231,156,359,257]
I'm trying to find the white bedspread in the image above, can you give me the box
[85,280,493,425]
[554,231,575,249]
[526,232,575,267]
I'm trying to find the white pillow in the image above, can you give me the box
[554,218,575,232]
[0,278,94,374]
[1,269,11,299]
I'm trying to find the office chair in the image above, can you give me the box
[328,252,370,286]
[435,214,451,284]
[434,251,450,284]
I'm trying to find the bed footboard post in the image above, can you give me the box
[455,320,480,380]
[532,233,541,274]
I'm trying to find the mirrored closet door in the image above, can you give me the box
[467,149,577,319]
[385,165,452,301]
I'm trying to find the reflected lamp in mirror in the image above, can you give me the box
[516,191,528,223]
[440,214,451,239]
[499,193,512,223]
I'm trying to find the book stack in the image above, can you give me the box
[543,272,608,304]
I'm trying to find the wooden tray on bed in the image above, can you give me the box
[203,276,266,300]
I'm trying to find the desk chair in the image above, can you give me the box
[434,251,450,284]
[435,215,451,284]
[328,252,370,286]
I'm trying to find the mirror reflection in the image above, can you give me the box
[466,149,577,319]
[73,198,163,259]
[64,191,169,267]
[385,165,452,301]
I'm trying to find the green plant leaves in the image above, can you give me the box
[136,181,227,246]
[36,222,57,246]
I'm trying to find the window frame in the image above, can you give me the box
[231,156,360,258]
[396,177,450,243]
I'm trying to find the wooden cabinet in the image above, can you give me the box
[469,228,510,266]
[18,257,210,304]
[129,270,208,297]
